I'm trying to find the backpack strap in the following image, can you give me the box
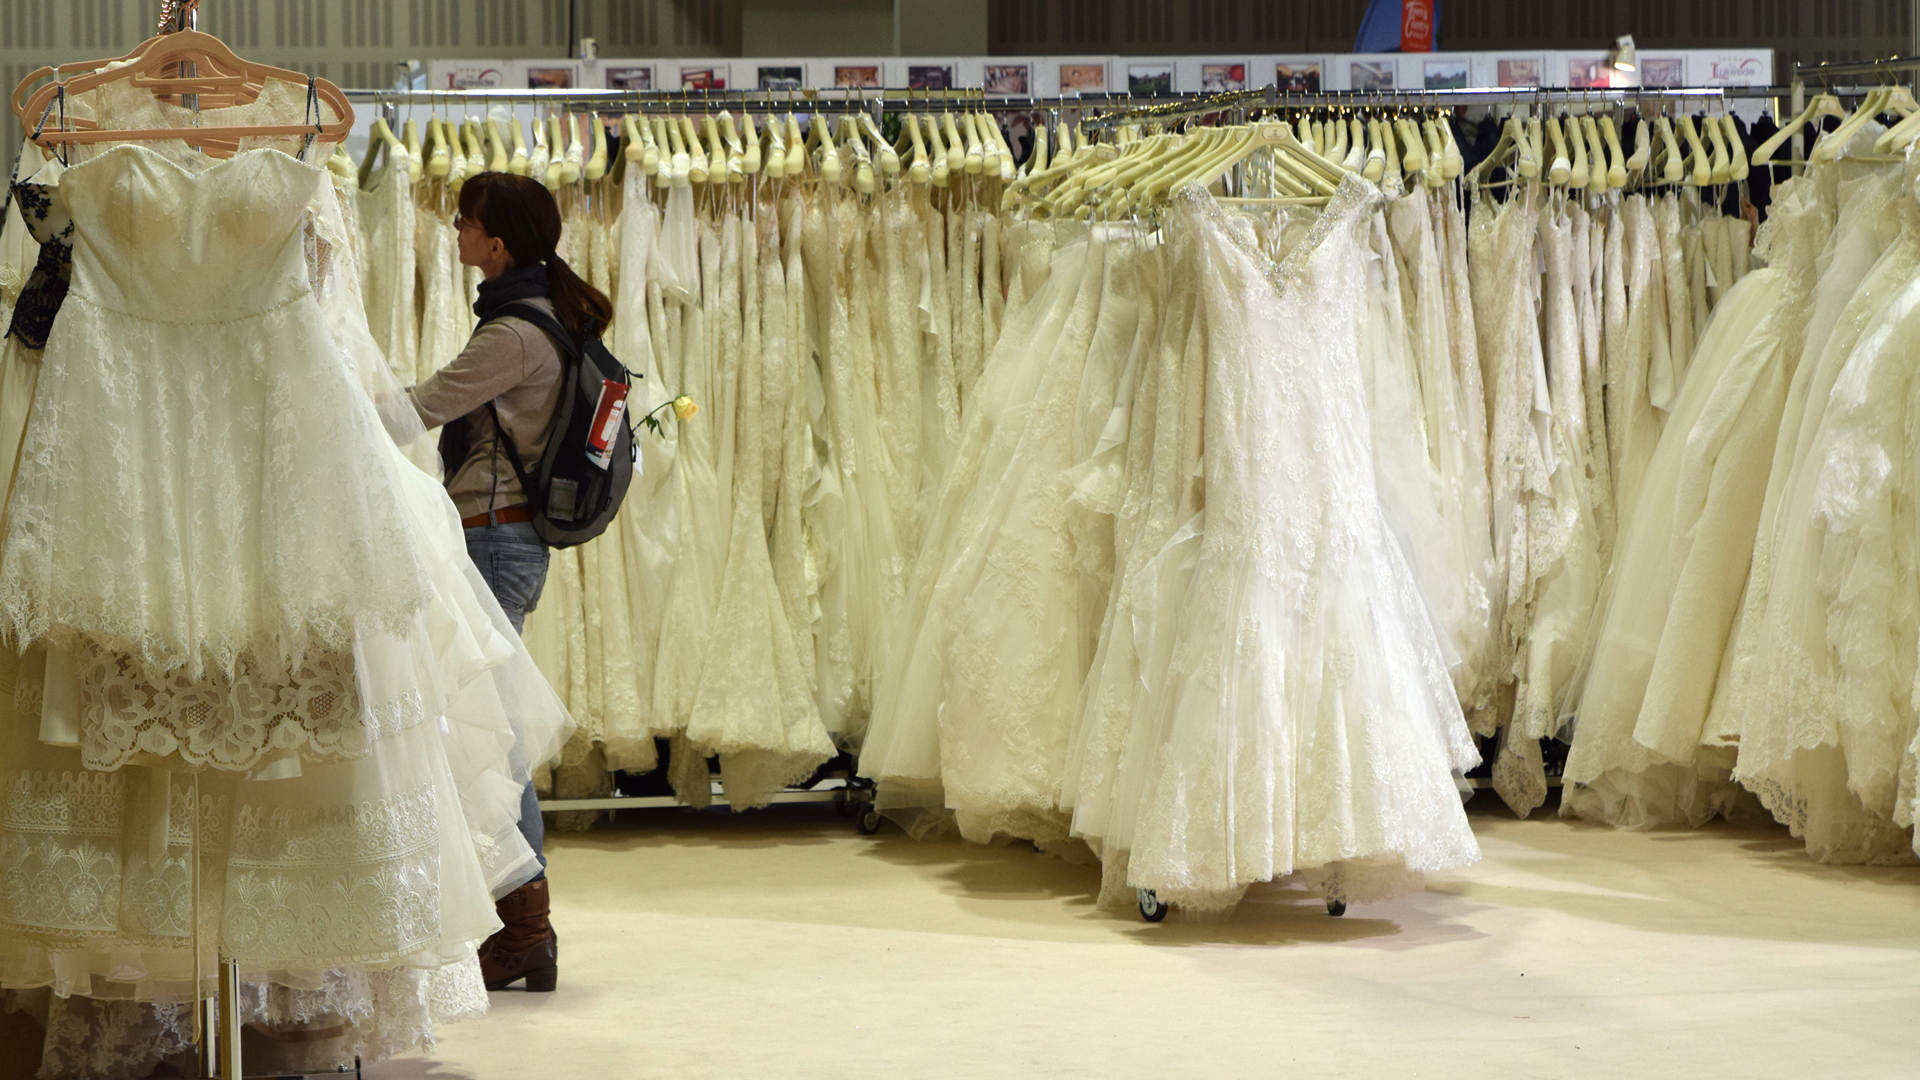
[476,300,577,516]
[486,299,580,358]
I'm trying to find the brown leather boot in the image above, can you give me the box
[479,879,557,992]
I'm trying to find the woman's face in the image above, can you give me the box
[455,213,515,280]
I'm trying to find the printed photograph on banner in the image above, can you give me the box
[1569,58,1613,88]
[1350,61,1396,91]
[1496,59,1541,87]
[1128,64,1174,95]
[1276,62,1321,92]
[605,66,652,90]
[984,64,1030,94]
[527,67,575,89]
[1201,63,1246,92]
[443,64,508,89]
[909,65,954,90]
[1059,62,1107,92]
[759,66,803,90]
[1424,59,1468,89]
[681,66,725,90]
[1640,57,1686,87]
[835,65,881,89]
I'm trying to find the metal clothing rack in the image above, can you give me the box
[541,751,881,834]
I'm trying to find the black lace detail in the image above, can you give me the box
[7,176,74,350]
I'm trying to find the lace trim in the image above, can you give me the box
[1,770,445,969]
[73,641,426,773]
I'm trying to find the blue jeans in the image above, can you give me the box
[466,521,551,880]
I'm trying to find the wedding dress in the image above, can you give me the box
[1729,155,1920,862]
[862,234,1095,831]
[358,140,417,387]
[0,91,570,1068]
[1098,182,1479,912]
[1561,154,1841,828]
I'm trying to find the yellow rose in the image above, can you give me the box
[672,395,699,422]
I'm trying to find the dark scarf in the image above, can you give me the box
[473,262,549,323]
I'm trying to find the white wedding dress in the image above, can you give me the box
[0,96,571,1070]
[1097,182,1480,912]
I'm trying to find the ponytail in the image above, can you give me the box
[544,254,613,341]
[460,172,614,340]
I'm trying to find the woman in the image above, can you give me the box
[408,171,612,993]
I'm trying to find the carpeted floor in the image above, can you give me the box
[376,796,1920,1079]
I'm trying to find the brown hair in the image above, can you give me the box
[458,172,613,340]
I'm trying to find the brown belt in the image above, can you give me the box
[461,505,534,529]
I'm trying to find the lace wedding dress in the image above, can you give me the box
[1727,155,1920,862]
[1096,182,1480,912]
[0,88,571,1069]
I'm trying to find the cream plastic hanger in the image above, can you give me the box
[1024,120,1048,176]
[559,113,583,183]
[712,111,742,182]
[940,112,965,176]
[783,113,806,177]
[328,141,356,180]
[658,115,685,184]
[620,114,646,167]
[1600,115,1628,187]
[650,117,675,186]
[838,116,871,193]
[1720,114,1749,181]
[486,116,509,172]
[357,113,406,186]
[1567,115,1592,189]
[740,113,762,176]
[1703,112,1730,184]
[858,113,898,177]
[538,115,561,186]
[448,117,471,185]
[960,114,985,175]
[1676,115,1709,185]
[1753,92,1845,165]
[907,110,932,185]
[817,114,843,185]
[527,112,551,184]
[1654,115,1684,184]
[1871,87,1920,152]
[672,115,704,184]
[1813,86,1893,164]
[698,112,725,184]
[584,113,609,181]
[1395,114,1428,179]
[1362,117,1387,182]
[1623,117,1651,176]
[1580,115,1608,193]
[466,117,487,171]
[1544,115,1572,186]
[426,114,451,178]
[507,115,529,175]
[764,112,788,179]
[923,115,951,187]
[1382,115,1403,184]
[1474,108,1536,183]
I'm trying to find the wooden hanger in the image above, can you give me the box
[16,30,352,158]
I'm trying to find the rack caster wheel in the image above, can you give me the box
[1136,888,1169,922]
[1326,899,1347,917]
[856,806,882,835]
[834,788,858,817]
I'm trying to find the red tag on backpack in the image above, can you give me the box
[584,379,631,470]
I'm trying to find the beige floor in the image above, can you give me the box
[378,797,1920,1080]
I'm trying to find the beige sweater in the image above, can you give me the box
[407,296,565,521]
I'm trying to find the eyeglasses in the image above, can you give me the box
[453,214,479,232]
